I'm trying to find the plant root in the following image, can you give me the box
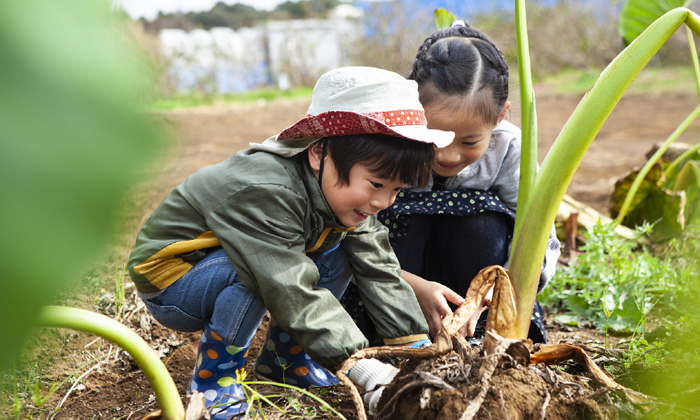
[337,265,652,420]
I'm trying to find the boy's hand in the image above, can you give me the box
[401,270,464,338]
[347,358,399,413]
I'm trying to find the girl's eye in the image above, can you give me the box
[371,182,383,189]
[394,187,404,193]
[463,141,479,146]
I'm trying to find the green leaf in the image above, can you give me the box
[434,8,458,30]
[555,314,581,326]
[674,161,700,224]
[614,295,646,326]
[626,185,685,240]
[612,163,685,240]
[619,0,693,45]
[0,1,161,371]
[611,163,664,218]
[565,294,592,317]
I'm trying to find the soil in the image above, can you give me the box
[8,91,700,420]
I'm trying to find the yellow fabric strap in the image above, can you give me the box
[304,226,356,253]
[133,231,221,289]
[383,334,430,346]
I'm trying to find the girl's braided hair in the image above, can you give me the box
[409,22,509,126]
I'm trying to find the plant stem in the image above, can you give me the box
[509,7,700,338]
[514,0,537,225]
[687,25,700,102]
[665,134,700,181]
[36,306,184,420]
[242,381,347,420]
[614,103,700,224]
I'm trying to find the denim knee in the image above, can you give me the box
[315,247,353,299]
[144,298,204,332]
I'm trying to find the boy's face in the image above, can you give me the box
[425,101,510,178]
[309,144,405,227]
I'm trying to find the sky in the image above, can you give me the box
[115,0,291,20]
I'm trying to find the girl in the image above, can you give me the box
[341,21,560,344]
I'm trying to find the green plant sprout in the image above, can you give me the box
[602,297,612,348]
[114,261,127,323]
[32,350,116,408]
[507,1,700,339]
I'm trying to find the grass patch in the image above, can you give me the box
[534,66,697,95]
[148,86,314,111]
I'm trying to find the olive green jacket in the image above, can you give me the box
[127,148,428,369]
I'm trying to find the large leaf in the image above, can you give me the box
[674,160,700,224]
[0,2,161,370]
[619,0,693,45]
[611,162,686,239]
[611,162,665,217]
[626,184,685,240]
[434,8,458,30]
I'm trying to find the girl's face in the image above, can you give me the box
[308,144,405,227]
[425,101,511,178]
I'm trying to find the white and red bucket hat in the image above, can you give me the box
[251,67,454,156]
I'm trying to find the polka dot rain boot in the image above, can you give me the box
[188,327,251,419]
[254,320,339,387]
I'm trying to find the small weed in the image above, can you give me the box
[208,367,348,419]
[114,261,127,323]
[623,337,668,369]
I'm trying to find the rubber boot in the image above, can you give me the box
[189,327,251,419]
[254,320,339,387]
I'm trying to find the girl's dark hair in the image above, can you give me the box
[322,133,435,188]
[409,22,509,126]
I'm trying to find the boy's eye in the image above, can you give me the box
[371,182,383,189]
[463,141,479,146]
[394,187,404,193]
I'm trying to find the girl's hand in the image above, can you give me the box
[401,270,464,338]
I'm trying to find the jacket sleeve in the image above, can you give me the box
[341,217,430,344]
[206,185,368,370]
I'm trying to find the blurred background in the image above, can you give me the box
[112,0,700,107]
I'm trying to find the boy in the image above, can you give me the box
[128,67,454,418]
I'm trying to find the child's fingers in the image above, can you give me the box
[465,302,489,337]
[429,312,444,338]
[442,287,465,307]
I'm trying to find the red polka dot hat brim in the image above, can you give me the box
[276,109,454,148]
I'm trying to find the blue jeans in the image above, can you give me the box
[143,246,353,347]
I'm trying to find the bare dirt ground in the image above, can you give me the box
[8,91,700,420]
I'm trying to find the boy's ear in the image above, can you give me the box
[497,101,511,124]
[307,141,324,172]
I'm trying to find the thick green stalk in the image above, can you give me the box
[614,103,700,224]
[508,7,700,338]
[37,306,184,420]
[514,0,537,228]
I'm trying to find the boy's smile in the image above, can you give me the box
[309,145,405,227]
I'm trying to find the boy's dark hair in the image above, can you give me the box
[409,23,509,126]
[320,133,435,188]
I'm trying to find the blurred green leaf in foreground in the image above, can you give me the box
[0,1,161,371]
